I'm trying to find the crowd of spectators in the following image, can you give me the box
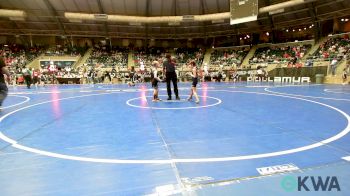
[210,48,249,68]
[45,45,88,56]
[2,37,349,85]
[250,44,311,64]
[312,36,350,60]
[133,47,167,70]
[1,44,47,86]
[1,44,45,68]
[175,48,205,67]
[87,45,128,68]
[7,65,83,86]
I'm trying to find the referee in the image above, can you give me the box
[0,57,10,109]
[163,54,180,100]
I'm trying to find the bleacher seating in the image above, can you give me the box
[1,44,45,68]
[45,45,88,56]
[250,44,311,64]
[86,46,128,68]
[210,48,249,68]
[312,36,350,60]
[175,48,205,66]
[3,34,349,85]
[133,47,167,69]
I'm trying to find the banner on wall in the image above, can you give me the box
[40,60,75,69]
[235,66,327,83]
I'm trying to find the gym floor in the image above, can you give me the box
[0,82,350,195]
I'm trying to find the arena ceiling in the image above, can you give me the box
[0,0,349,39]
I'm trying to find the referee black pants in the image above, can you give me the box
[166,72,179,98]
[0,83,8,107]
[24,75,31,89]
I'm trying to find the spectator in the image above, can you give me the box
[330,57,338,76]
[22,67,32,89]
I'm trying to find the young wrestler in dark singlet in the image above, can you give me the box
[151,61,162,102]
[187,61,200,104]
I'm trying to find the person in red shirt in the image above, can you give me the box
[32,69,40,88]
[323,51,329,59]
[283,53,290,59]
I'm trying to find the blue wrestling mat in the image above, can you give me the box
[0,82,350,195]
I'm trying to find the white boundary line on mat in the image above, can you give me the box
[264,87,350,102]
[0,95,30,109]
[0,90,349,164]
[126,95,222,110]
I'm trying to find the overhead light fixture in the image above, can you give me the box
[266,32,270,36]
[269,9,284,15]
[168,22,180,26]
[9,17,25,21]
[286,29,289,32]
[129,22,142,26]
[182,15,194,22]
[0,9,26,18]
[94,14,108,21]
[212,19,225,24]
[230,16,257,25]
[61,0,317,25]
[68,19,82,23]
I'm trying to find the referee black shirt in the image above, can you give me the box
[163,59,175,73]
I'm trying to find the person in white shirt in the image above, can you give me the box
[139,61,145,82]
[203,63,209,81]
[256,66,264,82]
[219,63,224,72]
[140,61,145,73]
[330,58,338,76]
[151,61,162,102]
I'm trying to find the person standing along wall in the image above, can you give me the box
[330,57,338,76]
